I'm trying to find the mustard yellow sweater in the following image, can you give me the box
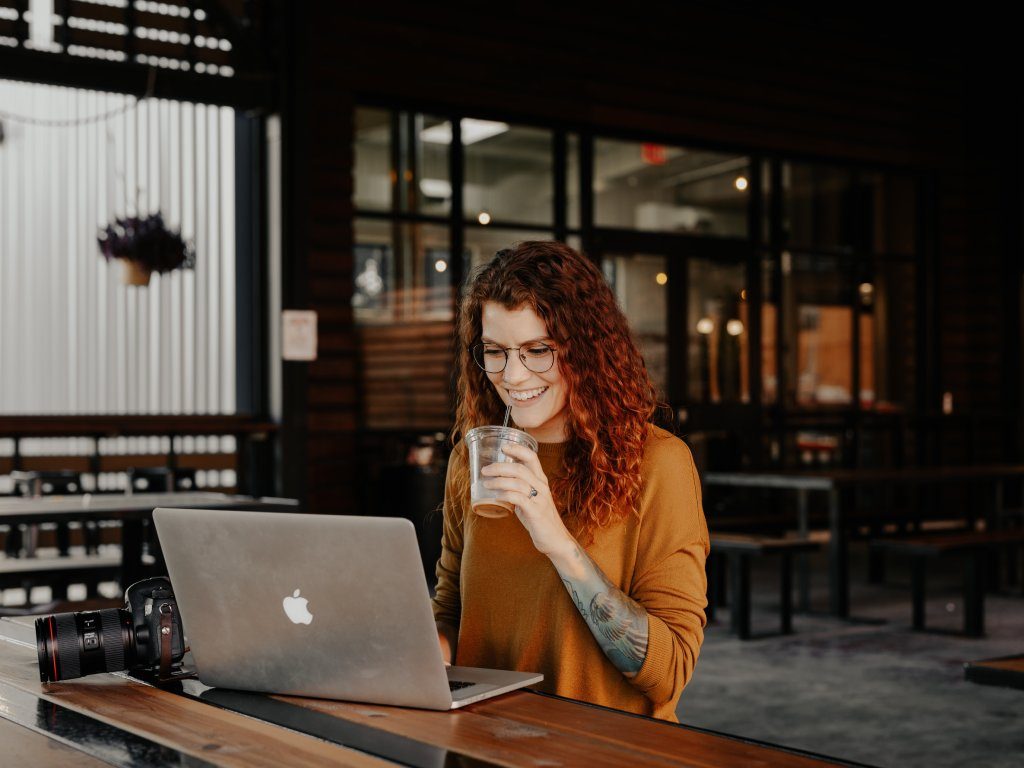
[431,423,709,722]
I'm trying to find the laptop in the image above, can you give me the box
[151,507,542,710]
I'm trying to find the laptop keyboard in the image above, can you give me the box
[448,680,474,691]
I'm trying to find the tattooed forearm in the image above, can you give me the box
[553,543,649,678]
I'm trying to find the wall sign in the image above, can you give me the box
[282,310,318,361]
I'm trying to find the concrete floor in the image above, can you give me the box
[678,545,1024,767]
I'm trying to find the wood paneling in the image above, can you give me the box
[358,322,453,431]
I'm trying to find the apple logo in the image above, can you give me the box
[282,588,313,625]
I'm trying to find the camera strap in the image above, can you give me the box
[158,603,174,680]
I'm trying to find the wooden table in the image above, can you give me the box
[0,492,299,590]
[704,465,1024,618]
[0,617,865,767]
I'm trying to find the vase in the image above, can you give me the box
[122,260,152,286]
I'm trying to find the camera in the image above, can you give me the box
[35,576,187,683]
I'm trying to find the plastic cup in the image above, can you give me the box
[465,425,539,518]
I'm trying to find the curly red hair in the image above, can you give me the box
[451,241,662,542]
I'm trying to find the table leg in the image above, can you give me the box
[3,525,21,557]
[987,481,1003,591]
[705,553,716,624]
[828,488,848,618]
[780,552,793,635]
[1019,544,1024,597]
[797,488,810,612]
[728,553,751,640]
[911,556,927,630]
[964,549,985,637]
[1007,542,1019,589]
[56,522,71,557]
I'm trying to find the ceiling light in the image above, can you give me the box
[419,179,452,198]
[421,118,509,145]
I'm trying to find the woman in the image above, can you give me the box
[432,241,709,722]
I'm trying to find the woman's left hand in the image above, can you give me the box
[481,442,576,559]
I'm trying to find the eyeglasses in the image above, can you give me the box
[472,342,558,374]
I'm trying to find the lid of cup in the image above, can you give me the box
[465,425,538,451]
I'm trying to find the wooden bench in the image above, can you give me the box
[869,530,1024,637]
[964,654,1024,691]
[708,534,821,640]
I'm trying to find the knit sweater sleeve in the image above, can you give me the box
[431,442,467,629]
[628,432,710,708]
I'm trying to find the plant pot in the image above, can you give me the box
[122,260,152,286]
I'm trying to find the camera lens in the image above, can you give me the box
[35,609,134,682]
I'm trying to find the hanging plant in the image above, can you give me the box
[97,212,195,286]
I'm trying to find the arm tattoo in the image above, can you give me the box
[555,543,649,678]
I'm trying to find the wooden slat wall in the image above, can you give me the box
[359,321,453,430]
[285,4,1017,511]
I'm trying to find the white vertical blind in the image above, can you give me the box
[0,79,236,414]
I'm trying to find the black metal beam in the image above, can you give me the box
[13,0,27,46]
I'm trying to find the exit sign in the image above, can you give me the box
[641,143,666,165]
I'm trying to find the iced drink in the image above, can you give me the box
[465,425,539,518]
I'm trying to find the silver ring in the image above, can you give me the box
[529,486,538,498]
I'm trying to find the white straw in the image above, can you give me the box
[502,403,512,428]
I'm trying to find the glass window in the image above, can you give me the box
[463,121,553,226]
[861,172,916,256]
[687,259,748,403]
[761,159,773,246]
[356,110,453,216]
[782,163,855,251]
[354,108,392,212]
[462,228,554,275]
[782,164,916,257]
[354,218,452,323]
[783,251,854,406]
[407,114,452,217]
[761,253,779,404]
[859,260,915,410]
[601,253,668,400]
[594,139,749,237]
[567,132,581,230]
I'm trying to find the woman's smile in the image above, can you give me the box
[507,386,548,404]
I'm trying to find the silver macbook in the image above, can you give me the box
[151,507,542,710]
